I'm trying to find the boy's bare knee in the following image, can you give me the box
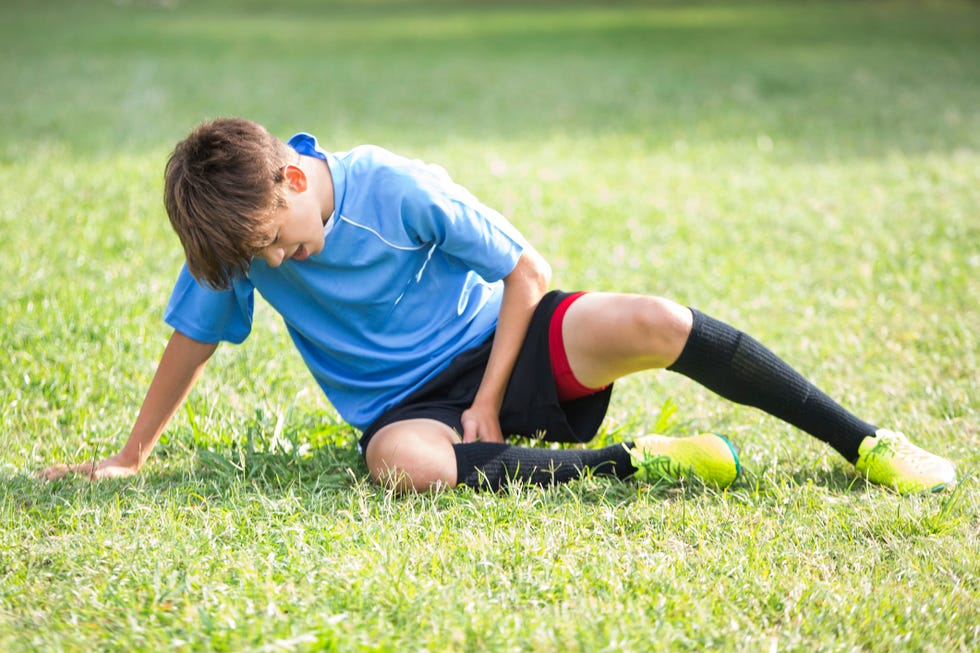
[364,420,459,493]
[632,296,693,366]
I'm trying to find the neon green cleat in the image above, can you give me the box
[855,429,956,493]
[629,433,741,489]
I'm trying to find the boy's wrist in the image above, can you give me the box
[470,390,504,414]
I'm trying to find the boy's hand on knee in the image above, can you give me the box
[39,453,140,481]
[461,403,504,444]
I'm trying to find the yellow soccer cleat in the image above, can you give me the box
[629,433,741,489]
[855,429,956,493]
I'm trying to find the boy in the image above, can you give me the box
[41,118,956,494]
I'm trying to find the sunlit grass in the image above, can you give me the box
[1,1,978,651]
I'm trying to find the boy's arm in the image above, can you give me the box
[460,246,552,444]
[40,330,218,480]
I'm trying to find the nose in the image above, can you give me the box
[261,247,286,268]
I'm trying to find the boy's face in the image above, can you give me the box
[254,166,326,268]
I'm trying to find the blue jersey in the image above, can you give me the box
[164,134,527,430]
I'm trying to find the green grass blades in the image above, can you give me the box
[2,1,979,651]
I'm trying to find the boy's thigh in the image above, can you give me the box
[561,292,692,386]
[364,418,462,491]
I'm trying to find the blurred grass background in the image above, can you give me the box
[1,1,978,651]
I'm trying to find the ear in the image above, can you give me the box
[282,165,308,193]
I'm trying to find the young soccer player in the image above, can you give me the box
[41,118,956,494]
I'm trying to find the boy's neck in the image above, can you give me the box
[299,153,335,225]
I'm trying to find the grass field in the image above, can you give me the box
[2,0,979,650]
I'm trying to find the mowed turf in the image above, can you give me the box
[1,1,978,651]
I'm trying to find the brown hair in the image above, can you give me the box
[164,118,295,289]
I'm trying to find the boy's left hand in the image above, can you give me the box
[461,403,504,444]
[39,452,140,481]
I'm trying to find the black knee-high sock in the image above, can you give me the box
[453,442,636,491]
[667,309,876,462]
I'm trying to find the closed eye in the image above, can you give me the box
[252,230,280,257]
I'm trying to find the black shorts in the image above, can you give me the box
[358,289,613,454]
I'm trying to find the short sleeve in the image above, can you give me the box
[163,264,255,344]
[399,165,526,283]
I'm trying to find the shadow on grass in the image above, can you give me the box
[781,466,870,494]
[7,446,883,518]
[4,444,363,513]
[8,444,747,518]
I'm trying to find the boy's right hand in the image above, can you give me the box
[38,453,139,481]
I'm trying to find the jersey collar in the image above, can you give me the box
[286,132,346,230]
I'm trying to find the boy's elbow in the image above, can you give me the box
[539,258,552,290]
[525,247,551,291]
[505,246,551,293]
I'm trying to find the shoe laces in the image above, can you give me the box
[870,433,941,470]
[633,452,685,479]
